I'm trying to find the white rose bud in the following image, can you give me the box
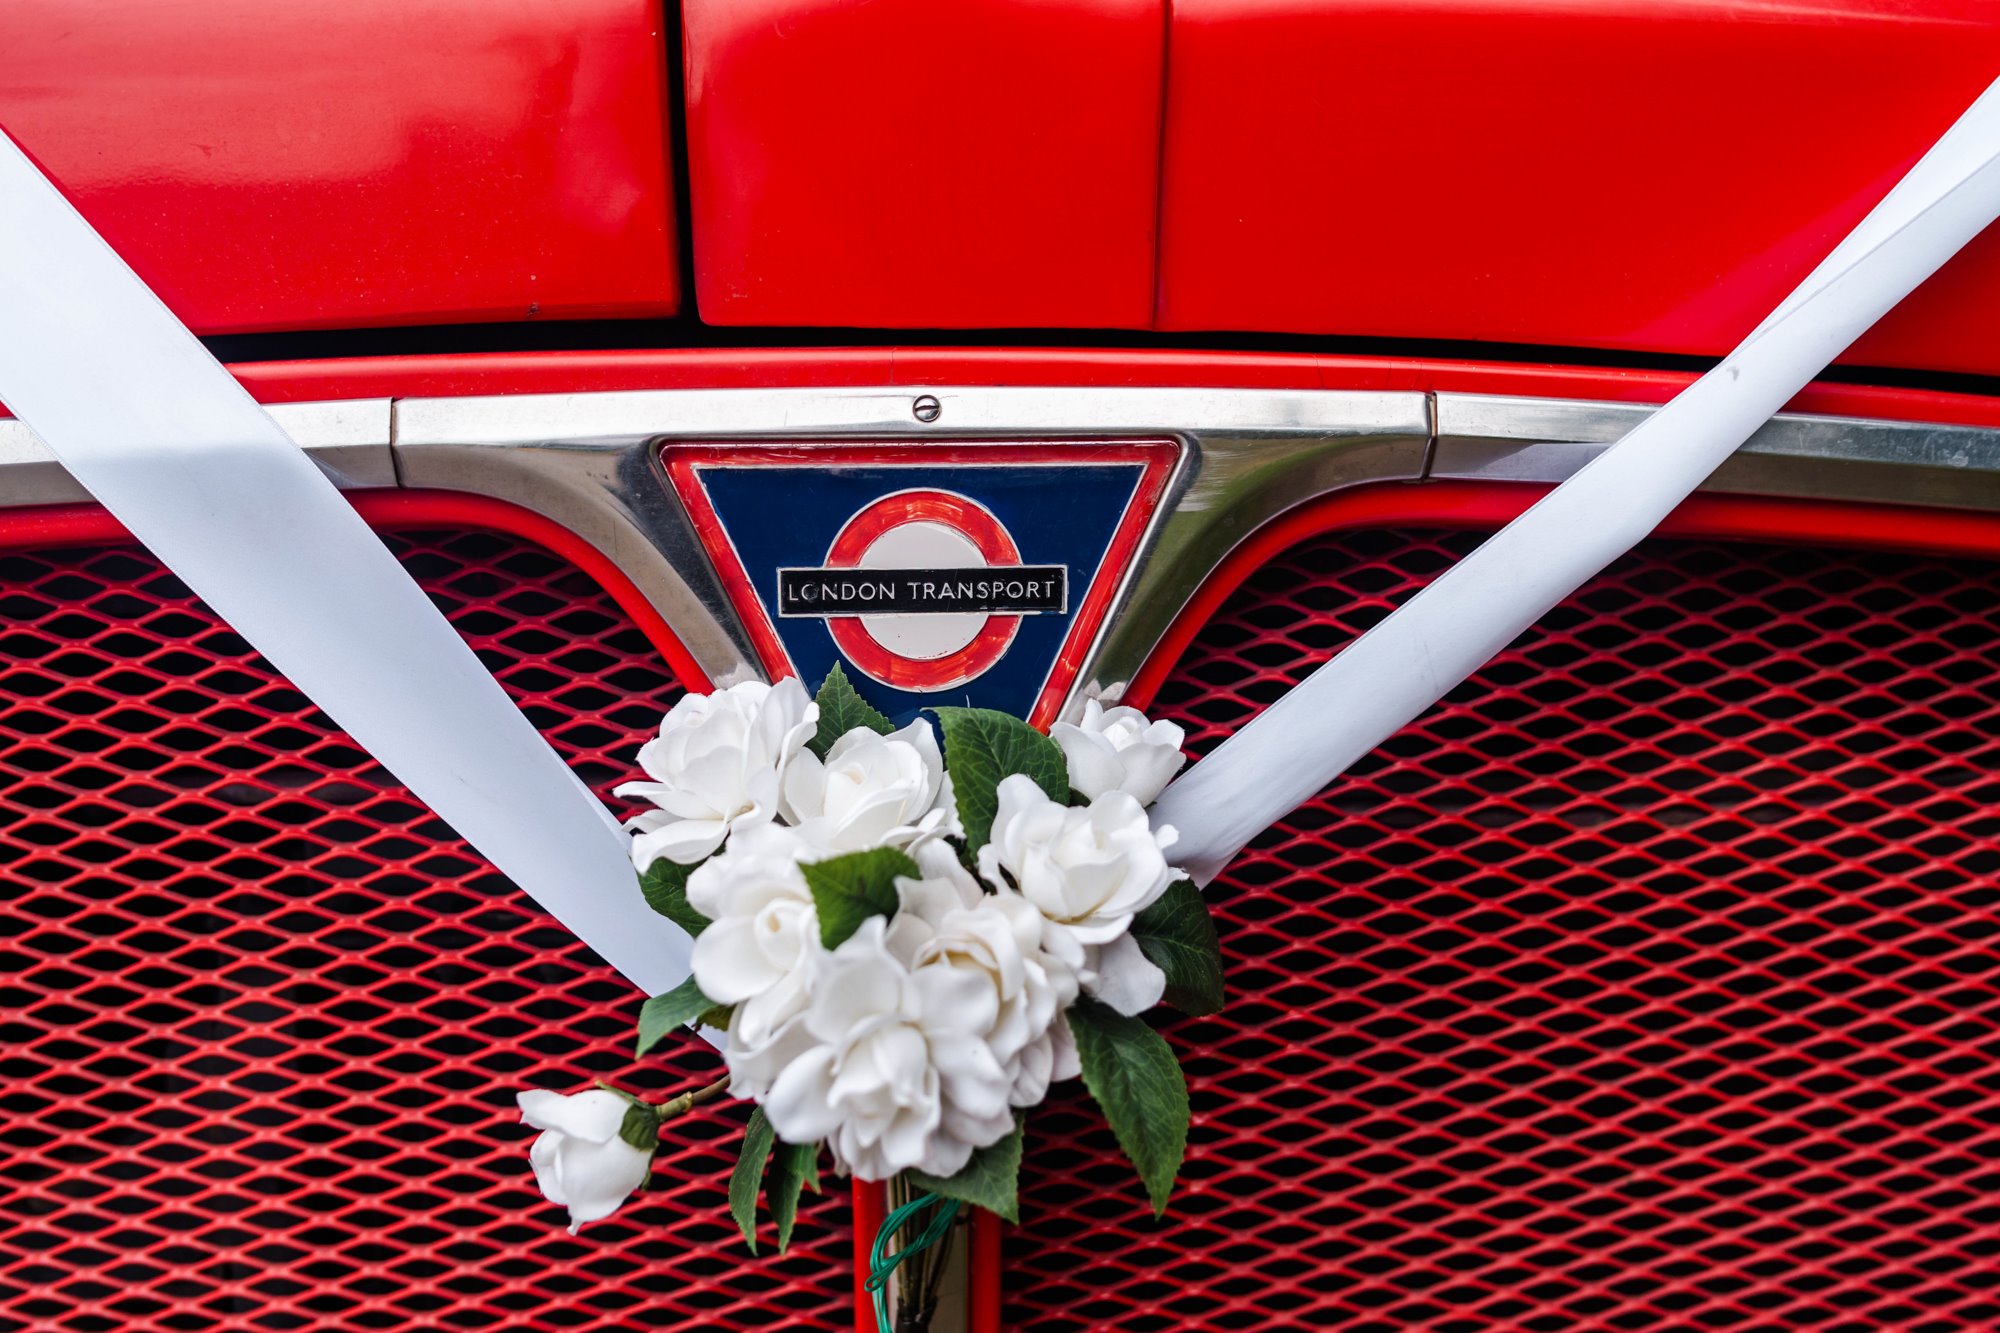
[1050,699,1187,806]
[517,1088,654,1234]
[615,677,818,867]
[684,823,825,1098]
[779,720,960,852]
[761,916,1015,1181]
[977,774,1182,1016]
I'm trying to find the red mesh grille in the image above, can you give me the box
[1007,527,2000,1331]
[0,529,852,1332]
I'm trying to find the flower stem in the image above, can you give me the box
[884,1173,957,1332]
[652,1074,731,1120]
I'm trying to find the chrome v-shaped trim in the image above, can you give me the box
[13,382,2000,722]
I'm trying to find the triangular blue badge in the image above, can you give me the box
[666,439,1178,726]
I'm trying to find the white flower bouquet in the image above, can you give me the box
[516,665,1224,1327]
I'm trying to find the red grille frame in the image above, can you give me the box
[0,498,854,1332]
[1001,486,2000,1331]
[22,478,2000,1331]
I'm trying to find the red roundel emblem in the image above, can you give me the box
[822,489,1023,691]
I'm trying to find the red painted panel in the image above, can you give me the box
[682,0,1164,328]
[1157,0,2000,375]
[0,0,679,335]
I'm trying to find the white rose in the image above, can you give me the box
[780,720,959,852]
[889,843,1080,1105]
[517,1088,653,1234]
[761,916,1014,1181]
[684,823,825,1097]
[616,677,818,867]
[978,773,1180,945]
[977,774,1182,1017]
[1050,699,1187,806]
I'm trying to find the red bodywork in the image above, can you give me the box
[685,0,2000,375]
[681,0,1165,329]
[0,0,681,334]
[7,0,2000,377]
[10,0,2000,1327]
[1153,0,2000,372]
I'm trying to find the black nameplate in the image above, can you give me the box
[778,566,1067,617]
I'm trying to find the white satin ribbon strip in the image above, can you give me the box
[0,130,693,1000]
[1153,77,2000,885]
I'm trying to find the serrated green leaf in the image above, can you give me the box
[909,1113,1024,1223]
[768,1139,819,1252]
[638,858,710,937]
[1068,998,1189,1217]
[1131,879,1226,1016]
[730,1108,776,1254]
[697,1003,735,1031]
[801,847,919,949]
[636,975,712,1058]
[933,707,1069,850]
[617,1101,660,1153]
[811,662,895,758]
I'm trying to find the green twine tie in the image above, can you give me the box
[865,1191,961,1333]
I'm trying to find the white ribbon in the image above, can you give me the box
[0,130,693,1000]
[1154,77,2000,884]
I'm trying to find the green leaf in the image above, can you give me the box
[933,707,1069,850]
[908,1114,1024,1224]
[811,662,895,758]
[636,975,713,1058]
[1068,998,1189,1217]
[801,847,919,949]
[617,1101,660,1154]
[768,1139,819,1253]
[638,859,710,937]
[730,1107,776,1254]
[697,1003,735,1032]
[1131,879,1226,1016]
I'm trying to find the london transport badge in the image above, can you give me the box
[663,440,1178,725]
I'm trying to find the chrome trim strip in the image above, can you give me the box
[395,385,1428,444]
[14,383,2000,721]
[1435,392,2000,509]
[1079,411,1428,706]
[0,398,395,506]
[392,387,1434,693]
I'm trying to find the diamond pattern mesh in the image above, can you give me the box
[0,529,852,1332]
[1006,527,2000,1331]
